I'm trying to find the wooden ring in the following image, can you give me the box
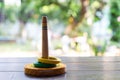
[34,62,56,68]
[38,57,61,64]
[24,63,66,77]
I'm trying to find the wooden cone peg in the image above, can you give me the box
[42,16,48,59]
[24,16,66,77]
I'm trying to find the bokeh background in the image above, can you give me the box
[0,0,120,57]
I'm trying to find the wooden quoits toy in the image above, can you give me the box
[24,16,66,77]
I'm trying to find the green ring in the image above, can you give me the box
[34,62,56,68]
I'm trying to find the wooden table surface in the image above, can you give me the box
[1,57,120,80]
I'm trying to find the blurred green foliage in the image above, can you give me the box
[4,6,18,22]
[0,0,119,56]
[3,0,81,24]
[1,0,119,39]
[109,0,120,42]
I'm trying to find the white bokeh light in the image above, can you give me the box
[4,0,21,6]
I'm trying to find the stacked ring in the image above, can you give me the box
[34,62,56,68]
[33,57,61,68]
[38,57,61,64]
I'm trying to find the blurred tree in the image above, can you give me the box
[17,0,34,41]
[2,0,119,56]
[4,6,18,22]
[13,0,86,38]
[65,0,89,37]
[3,0,115,56]
[31,0,89,37]
[109,0,120,42]
[0,0,4,22]
[4,0,105,37]
[19,0,34,23]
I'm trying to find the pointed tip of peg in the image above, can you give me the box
[42,16,47,23]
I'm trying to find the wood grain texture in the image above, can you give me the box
[1,57,120,80]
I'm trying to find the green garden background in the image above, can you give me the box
[0,0,120,57]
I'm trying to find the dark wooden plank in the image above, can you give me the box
[0,72,14,80]
[1,71,120,80]
[61,57,120,62]
[13,72,66,80]
[12,71,120,80]
[66,71,120,80]
[1,61,120,71]
[1,57,120,80]
[1,57,120,63]
[0,58,36,63]
[0,63,24,71]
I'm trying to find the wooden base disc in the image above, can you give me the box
[24,63,66,77]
